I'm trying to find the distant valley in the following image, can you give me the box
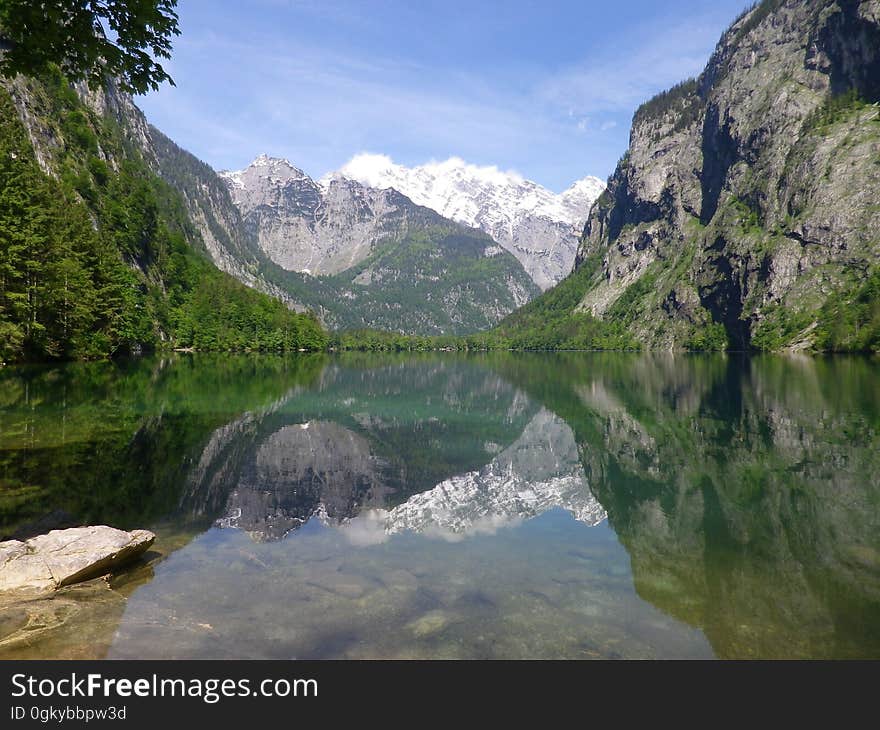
[208,153,603,333]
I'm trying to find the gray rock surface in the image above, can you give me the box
[333,155,606,289]
[216,155,541,333]
[0,527,154,595]
[220,156,419,276]
[575,0,880,349]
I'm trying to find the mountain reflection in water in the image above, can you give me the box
[0,353,877,659]
[209,407,604,542]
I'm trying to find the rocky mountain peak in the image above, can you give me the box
[560,176,608,224]
[334,153,606,290]
[219,154,311,191]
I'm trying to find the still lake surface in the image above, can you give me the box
[0,352,878,659]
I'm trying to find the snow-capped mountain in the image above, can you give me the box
[331,154,606,290]
[218,155,539,334]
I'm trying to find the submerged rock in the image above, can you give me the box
[0,526,154,595]
[406,610,453,638]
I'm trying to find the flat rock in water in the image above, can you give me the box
[0,526,154,595]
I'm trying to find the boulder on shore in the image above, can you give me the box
[0,526,154,595]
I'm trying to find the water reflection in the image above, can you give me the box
[204,405,604,543]
[496,353,880,659]
[0,352,878,658]
[176,358,538,541]
[216,421,392,540]
[382,408,605,538]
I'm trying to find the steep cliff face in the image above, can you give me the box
[576,0,880,351]
[3,72,154,179]
[146,129,303,307]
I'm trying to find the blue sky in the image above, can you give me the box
[139,0,749,191]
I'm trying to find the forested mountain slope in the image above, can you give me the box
[0,69,326,361]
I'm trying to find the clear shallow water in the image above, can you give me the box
[0,352,878,659]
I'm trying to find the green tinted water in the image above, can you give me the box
[0,353,878,658]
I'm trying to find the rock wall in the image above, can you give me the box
[577,0,880,350]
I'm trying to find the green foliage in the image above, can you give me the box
[331,254,639,353]
[749,272,880,353]
[814,270,880,353]
[330,329,453,352]
[278,225,539,336]
[804,89,869,132]
[633,78,701,131]
[351,250,727,354]
[730,197,762,234]
[751,304,814,351]
[0,76,327,362]
[174,275,327,352]
[87,155,109,186]
[685,322,729,351]
[60,110,97,152]
[437,245,735,353]
[0,88,135,361]
[476,254,639,351]
[605,267,660,321]
[0,0,180,94]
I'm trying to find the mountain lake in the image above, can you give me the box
[0,352,878,659]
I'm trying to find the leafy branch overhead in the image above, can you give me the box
[0,0,179,94]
